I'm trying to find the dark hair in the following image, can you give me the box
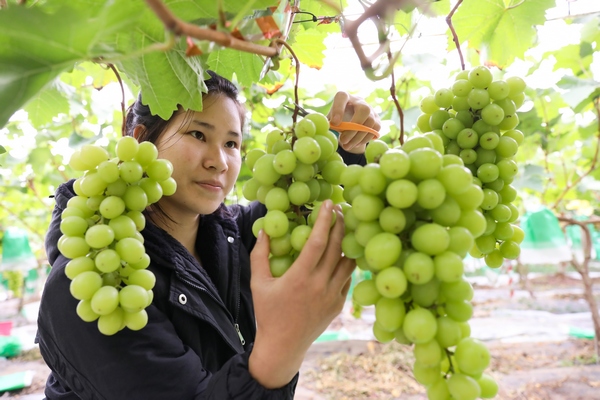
[124,70,245,225]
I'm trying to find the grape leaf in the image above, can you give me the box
[0,1,142,129]
[556,76,600,112]
[449,0,555,67]
[24,83,70,128]
[548,44,593,76]
[0,145,5,155]
[27,147,53,175]
[288,26,327,69]
[207,49,265,87]
[113,4,206,120]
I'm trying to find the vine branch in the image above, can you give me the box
[144,0,279,57]
[274,39,301,123]
[551,97,600,210]
[106,63,127,137]
[446,0,465,71]
[343,0,408,72]
[0,202,45,243]
[388,51,405,145]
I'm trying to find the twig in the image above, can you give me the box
[144,0,279,57]
[275,39,301,123]
[446,0,465,71]
[0,202,45,243]
[106,63,126,137]
[387,51,404,144]
[552,97,600,210]
[343,0,407,71]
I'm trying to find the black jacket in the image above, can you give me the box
[37,148,366,400]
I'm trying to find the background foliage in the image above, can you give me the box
[0,0,599,261]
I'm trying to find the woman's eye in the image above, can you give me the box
[225,141,239,149]
[190,131,204,140]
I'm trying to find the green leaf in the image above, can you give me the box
[116,27,206,119]
[556,75,600,111]
[0,0,142,129]
[0,145,5,155]
[289,26,327,69]
[23,83,71,128]
[548,44,593,76]
[186,0,290,31]
[207,49,265,87]
[449,0,555,66]
[27,147,53,175]
[68,131,102,148]
[513,163,546,192]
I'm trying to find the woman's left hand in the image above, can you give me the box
[327,91,381,154]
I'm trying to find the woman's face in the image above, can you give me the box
[154,94,243,218]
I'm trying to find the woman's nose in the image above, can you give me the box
[203,146,228,172]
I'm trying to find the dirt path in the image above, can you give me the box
[1,273,599,399]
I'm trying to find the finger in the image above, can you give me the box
[293,200,335,272]
[340,270,354,298]
[249,230,273,280]
[328,91,351,126]
[315,207,346,276]
[349,100,373,125]
[338,130,357,146]
[345,132,371,151]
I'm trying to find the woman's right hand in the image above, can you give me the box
[248,200,355,389]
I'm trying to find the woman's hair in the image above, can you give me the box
[124,70,245,225]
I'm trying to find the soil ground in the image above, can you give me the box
[0,272,599,399]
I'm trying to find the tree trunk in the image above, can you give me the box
[558,216,600,359]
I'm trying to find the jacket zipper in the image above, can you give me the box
[177,273,246,347]
[234,255,244,345]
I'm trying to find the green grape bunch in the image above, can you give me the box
[58,137,176,336]
[344,65,526,399]
[243,112,347,277]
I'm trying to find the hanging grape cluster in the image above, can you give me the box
[59,137,176,335]
[243,112,348,276]
[339,65,526,400]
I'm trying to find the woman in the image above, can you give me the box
[37,71,380,399]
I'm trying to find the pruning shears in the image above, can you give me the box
[284,103,380,139]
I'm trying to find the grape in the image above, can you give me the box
[386,179,417,209]
[375,266,407,298]
[447,373,481,400]
[403,252,434,284]
[97,307,125,336]
[353,279,381,306]
[76,300,100,322]
[375,297,406,332]
[468,66,493,89]
[411,223,450,256]
[403,308,437,343]
[295,117,316,138]
[293,137,321,164]
[116,136,139,161]
[119,284,149,313]
[365,233,402,270]
[70,271,103,301]
[478,374,499,398]
[91,286,120,315]
[455,337,491,378]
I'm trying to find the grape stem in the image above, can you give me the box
[387,55,405,145]
[444,348,455,376]
[105,64,127,137]
[445,0,465,71]
[274,39,301,126]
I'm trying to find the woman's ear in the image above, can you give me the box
[133,125,145,141]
